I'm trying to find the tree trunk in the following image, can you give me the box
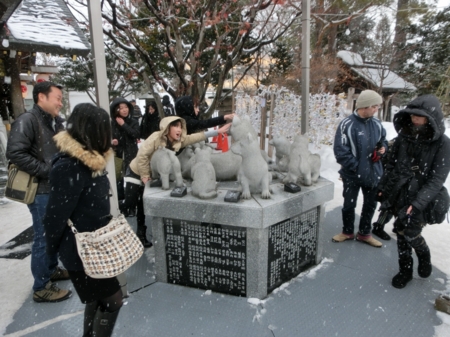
[327,6,338,57]
[391,0,409,71]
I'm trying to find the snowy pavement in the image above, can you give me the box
[1,179,450,336]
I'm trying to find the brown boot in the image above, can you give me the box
[332,233,354,242]
[33,281,72,303]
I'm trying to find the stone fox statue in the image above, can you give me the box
[269,135,291,172]
[283,134,321,186]
[150,148,184,190]
[231,133,272,199]
[190,147,218,199]
[230,114,258,141]
[182,149,242,181]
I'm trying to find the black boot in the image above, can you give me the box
[137,225,152,248]
[392,258,413,289]
[92,308,120,337]
[372,223,391,241]
[83,301,99,337]
[392,235,413,289]
[414,239,432,278]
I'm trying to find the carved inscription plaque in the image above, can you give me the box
[267,207,318,292]
[164,219,247,296]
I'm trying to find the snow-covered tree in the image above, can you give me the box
[67,0,302,115]
[52,40,144,104]
[399,5,450,95]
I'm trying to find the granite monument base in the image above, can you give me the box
[143,177,334,299]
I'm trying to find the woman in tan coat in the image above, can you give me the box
[121,116,230,246]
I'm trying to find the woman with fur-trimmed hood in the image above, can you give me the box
[122,116,230,247]
[43,103,123,337]
[378,95,450,289]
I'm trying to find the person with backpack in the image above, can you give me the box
[377,95,450,289]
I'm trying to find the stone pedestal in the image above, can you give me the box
[143,178,334,299]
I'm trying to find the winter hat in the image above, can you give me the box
[356,90,382,109]
[175,96,195,117]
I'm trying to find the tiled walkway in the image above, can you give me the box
[3,207,446,337]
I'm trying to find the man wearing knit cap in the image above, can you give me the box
[332,90,388,247]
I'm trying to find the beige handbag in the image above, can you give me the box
[5,164,39,204]
[5,113,43,204]
[68,214,144,279]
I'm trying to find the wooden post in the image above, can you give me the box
[267,91,275,158]
[260,95,267,151]
[347,87,355,113]
[8,54,25,119]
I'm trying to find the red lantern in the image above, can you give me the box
[36,79,46,83]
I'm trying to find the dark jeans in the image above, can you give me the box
[341,177,377,236]
[28,194,58,291]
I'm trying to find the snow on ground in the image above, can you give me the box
[1,120,450,335]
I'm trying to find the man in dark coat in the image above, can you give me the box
[378,95,450,288]
[332,90,388,248]
[175,95,234,135]
[6,81,72,303]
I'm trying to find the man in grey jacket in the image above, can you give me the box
[6,82,72,303]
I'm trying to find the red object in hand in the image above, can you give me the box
[371,149,381,162]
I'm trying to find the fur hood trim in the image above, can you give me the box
[53,131,113,177]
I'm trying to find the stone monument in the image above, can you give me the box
[143,177,333,299]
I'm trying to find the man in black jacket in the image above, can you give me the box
[6,82,72,303]
[378,95,450,288]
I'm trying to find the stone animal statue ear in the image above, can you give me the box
[194,147,202,154]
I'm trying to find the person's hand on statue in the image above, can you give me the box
[141,177,150,184]
[217,124,231,134]
[116,117,125,126]
[111,139,118,146]
[224,113,236,121]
